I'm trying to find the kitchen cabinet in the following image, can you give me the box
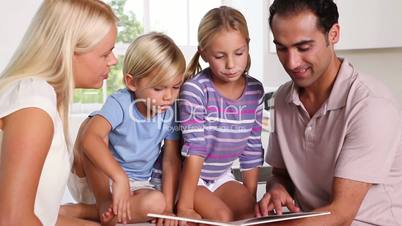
[268,0,402,51]
[335,0,402,50]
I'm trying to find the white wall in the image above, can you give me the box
[263,47,402,103]
[0,0,42,70]
[226,0,265,84]
[338,48,402,102]
[335,0,402,50]
[262,1,402,103]
[1,1,401,107]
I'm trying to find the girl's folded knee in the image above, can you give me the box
[212,209,234,222]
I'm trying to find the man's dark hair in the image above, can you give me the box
[269,0,339,34]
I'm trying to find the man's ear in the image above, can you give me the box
[328,23,340,45]
[124,73,136,91]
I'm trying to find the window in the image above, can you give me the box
[72,0,222,114]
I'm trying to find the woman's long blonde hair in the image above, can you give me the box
[186,6,251,79]
[0,0,117,147]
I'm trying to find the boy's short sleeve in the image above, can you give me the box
[90,96,124,129]
[165,119,180,140]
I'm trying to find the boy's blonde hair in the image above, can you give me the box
[186,6,251,79]
[123,32,186,87]
[0,0,117,146]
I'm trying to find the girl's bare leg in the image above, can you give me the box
[193,181,256,222]
[215,181,256,220]
[193,186,234,222]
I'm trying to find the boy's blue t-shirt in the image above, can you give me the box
[91,88,179,180]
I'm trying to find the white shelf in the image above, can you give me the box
[268,0,402,52]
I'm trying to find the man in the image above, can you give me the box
[255,0,402,225]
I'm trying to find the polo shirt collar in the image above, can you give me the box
[285,58,356,110]
[286,83,302,106]
[327,58,356,110]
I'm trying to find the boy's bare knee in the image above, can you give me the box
[140,191,166,214]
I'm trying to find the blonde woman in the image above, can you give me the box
[66,32,186,225]
[0,0,117,226]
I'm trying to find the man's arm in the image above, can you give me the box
[267,168,295,194]
[261,177,371,226]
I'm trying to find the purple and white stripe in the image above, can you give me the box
[179,69,264,181]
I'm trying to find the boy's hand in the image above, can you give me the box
[112,176,132,224]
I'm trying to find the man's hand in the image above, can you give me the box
[255,182,300,217]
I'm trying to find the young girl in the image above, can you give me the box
[176,6,265,222]
[0,1,117,226]
[66,32,186,225]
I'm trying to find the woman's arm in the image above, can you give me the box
[0,108,54,226]
[161,139,181,213]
